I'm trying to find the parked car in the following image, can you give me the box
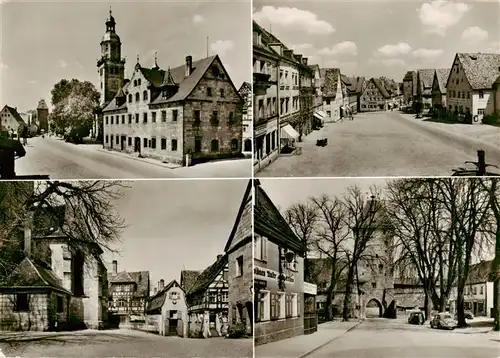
[454,311,474,320]
[408,311,425,325]
[430,312,457,330]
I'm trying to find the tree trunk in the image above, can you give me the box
[325,288,335,321]
[342,266,355,321]
[424,290,430,321]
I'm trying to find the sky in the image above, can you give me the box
[102,179,248,291]
[0,0,251,113]
[253,0,500,81]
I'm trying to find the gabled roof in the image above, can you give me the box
[146,279,182,313]
[350,76,365,93]
[254,180,305,255]
[37,99,48,110]
[187,255,228,296]
[434,69,450,94]
[238,81,251,95]
[417,69,436,89]
[108,270,150,297]
[467,260,492,284]
[372,78,391,98]
[1,106,26,125]
[224,180,252,254]
[160,67,177,87]
[180,270,201,293]
[454,53,500,90]
[403,71,415,82]
[322,68,341,98]
[0,257,71,294]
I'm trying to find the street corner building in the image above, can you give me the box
[183,180,253,339]
[107,260,150,327]
[94,10,244,166]
[0,211,108,331]
[144,279,188,337]
[253,180,318,346]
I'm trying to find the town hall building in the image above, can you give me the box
[96,10,243,165]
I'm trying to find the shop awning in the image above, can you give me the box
[281,124,300,140]
[313,112,324,120]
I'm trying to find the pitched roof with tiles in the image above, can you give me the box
[180,270,201,293]
[108,270,150,297]
[254,180,305,255]
[37,99,48,110]
[322,68,341,98]
[1,106,26,125]
[186,255,227,296]
[417,69,436,89]
[0,257,71,294]
[372,78,391,98]
[434,69,451,94]
[224,180,252,254]
[456,53,500,90]
[146,279,182,313]
[467,260,493,284]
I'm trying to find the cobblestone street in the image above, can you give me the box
[0,329,252,358]
[257,111,500,177]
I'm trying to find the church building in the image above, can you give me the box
[96,10,243,165]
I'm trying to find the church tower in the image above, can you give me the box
[97,8,125,106]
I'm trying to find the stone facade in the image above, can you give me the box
[238,82,253,155]
[360,79,388,112]
[36,99,49,133]
[0,106,25,134]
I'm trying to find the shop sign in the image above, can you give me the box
[254,266,294,283]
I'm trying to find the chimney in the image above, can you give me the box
[294,54,303,63]
[217,254,222,261]
[283,49,293,58]
[185,55,193,77]
[159,279,165,290]
[24,212,33,257]
[302,58,308,66]
[112,260,117,274]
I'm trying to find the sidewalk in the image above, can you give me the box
[453,317,496,334]
[255,320,361,358]
[96,148,182,169]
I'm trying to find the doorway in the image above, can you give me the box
[121,136,126,151]
[134,137,141,153]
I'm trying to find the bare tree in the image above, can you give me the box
[310,195,350,321]
[0,180,128,283]
[341,185,383,322]
[284,201,319,282]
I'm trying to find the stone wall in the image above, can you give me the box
[0,293,49,331]
[255,315,304,346]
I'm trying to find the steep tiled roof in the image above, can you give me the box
[224,180,252,253]
[2,106,26,125]
[456,53,500,90]
[108,270,150,298]
[467,260,492,284]
[322,68,340,98]
[417,69,435,89]
[352,76,366,93]
[180,270,201,293]
[104,56,220,112]
[372,78,391,98]
[37,99,48,110]
[403,71,415,81]
[146,279,182,313]
[0,257,71,294]
[435,69,450,94]
[187,255,227,296]
[254,180,305,255]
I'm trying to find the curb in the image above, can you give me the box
[96,149,180,170]
[299,320,363,358]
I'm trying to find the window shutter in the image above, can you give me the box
[262,237,268,261]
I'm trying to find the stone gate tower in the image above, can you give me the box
[36,99,49,132]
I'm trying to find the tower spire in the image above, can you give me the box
[154,51,158,68]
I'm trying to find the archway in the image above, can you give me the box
[366,298,383,318]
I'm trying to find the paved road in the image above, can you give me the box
[14,137,251,179]
[257,111,500,177]
[309,318,499,358]
[0,329,252,358]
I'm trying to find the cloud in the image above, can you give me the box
[369,58,406,67]
[418,1,471,36]
[193,14,205,24]
[412,48,444,60]
[291,43,314,53]
[210,40,234,57]
[376,43,412,57]
[318,41,357,56]
[58,60,68,68]
[461,26,489,42]
[253,6,335,35]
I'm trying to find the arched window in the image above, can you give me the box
[134,80,137,86]
[211,139,219,152]
[138,79,142,86]
[135,93,140,102]
[143,91,148,101]
[231,138,238,151]
[128,94,132,103]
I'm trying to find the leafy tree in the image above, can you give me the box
[49,79,99,136]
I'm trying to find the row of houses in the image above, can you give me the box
[402,52,500,124]
[253,20,403,172]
